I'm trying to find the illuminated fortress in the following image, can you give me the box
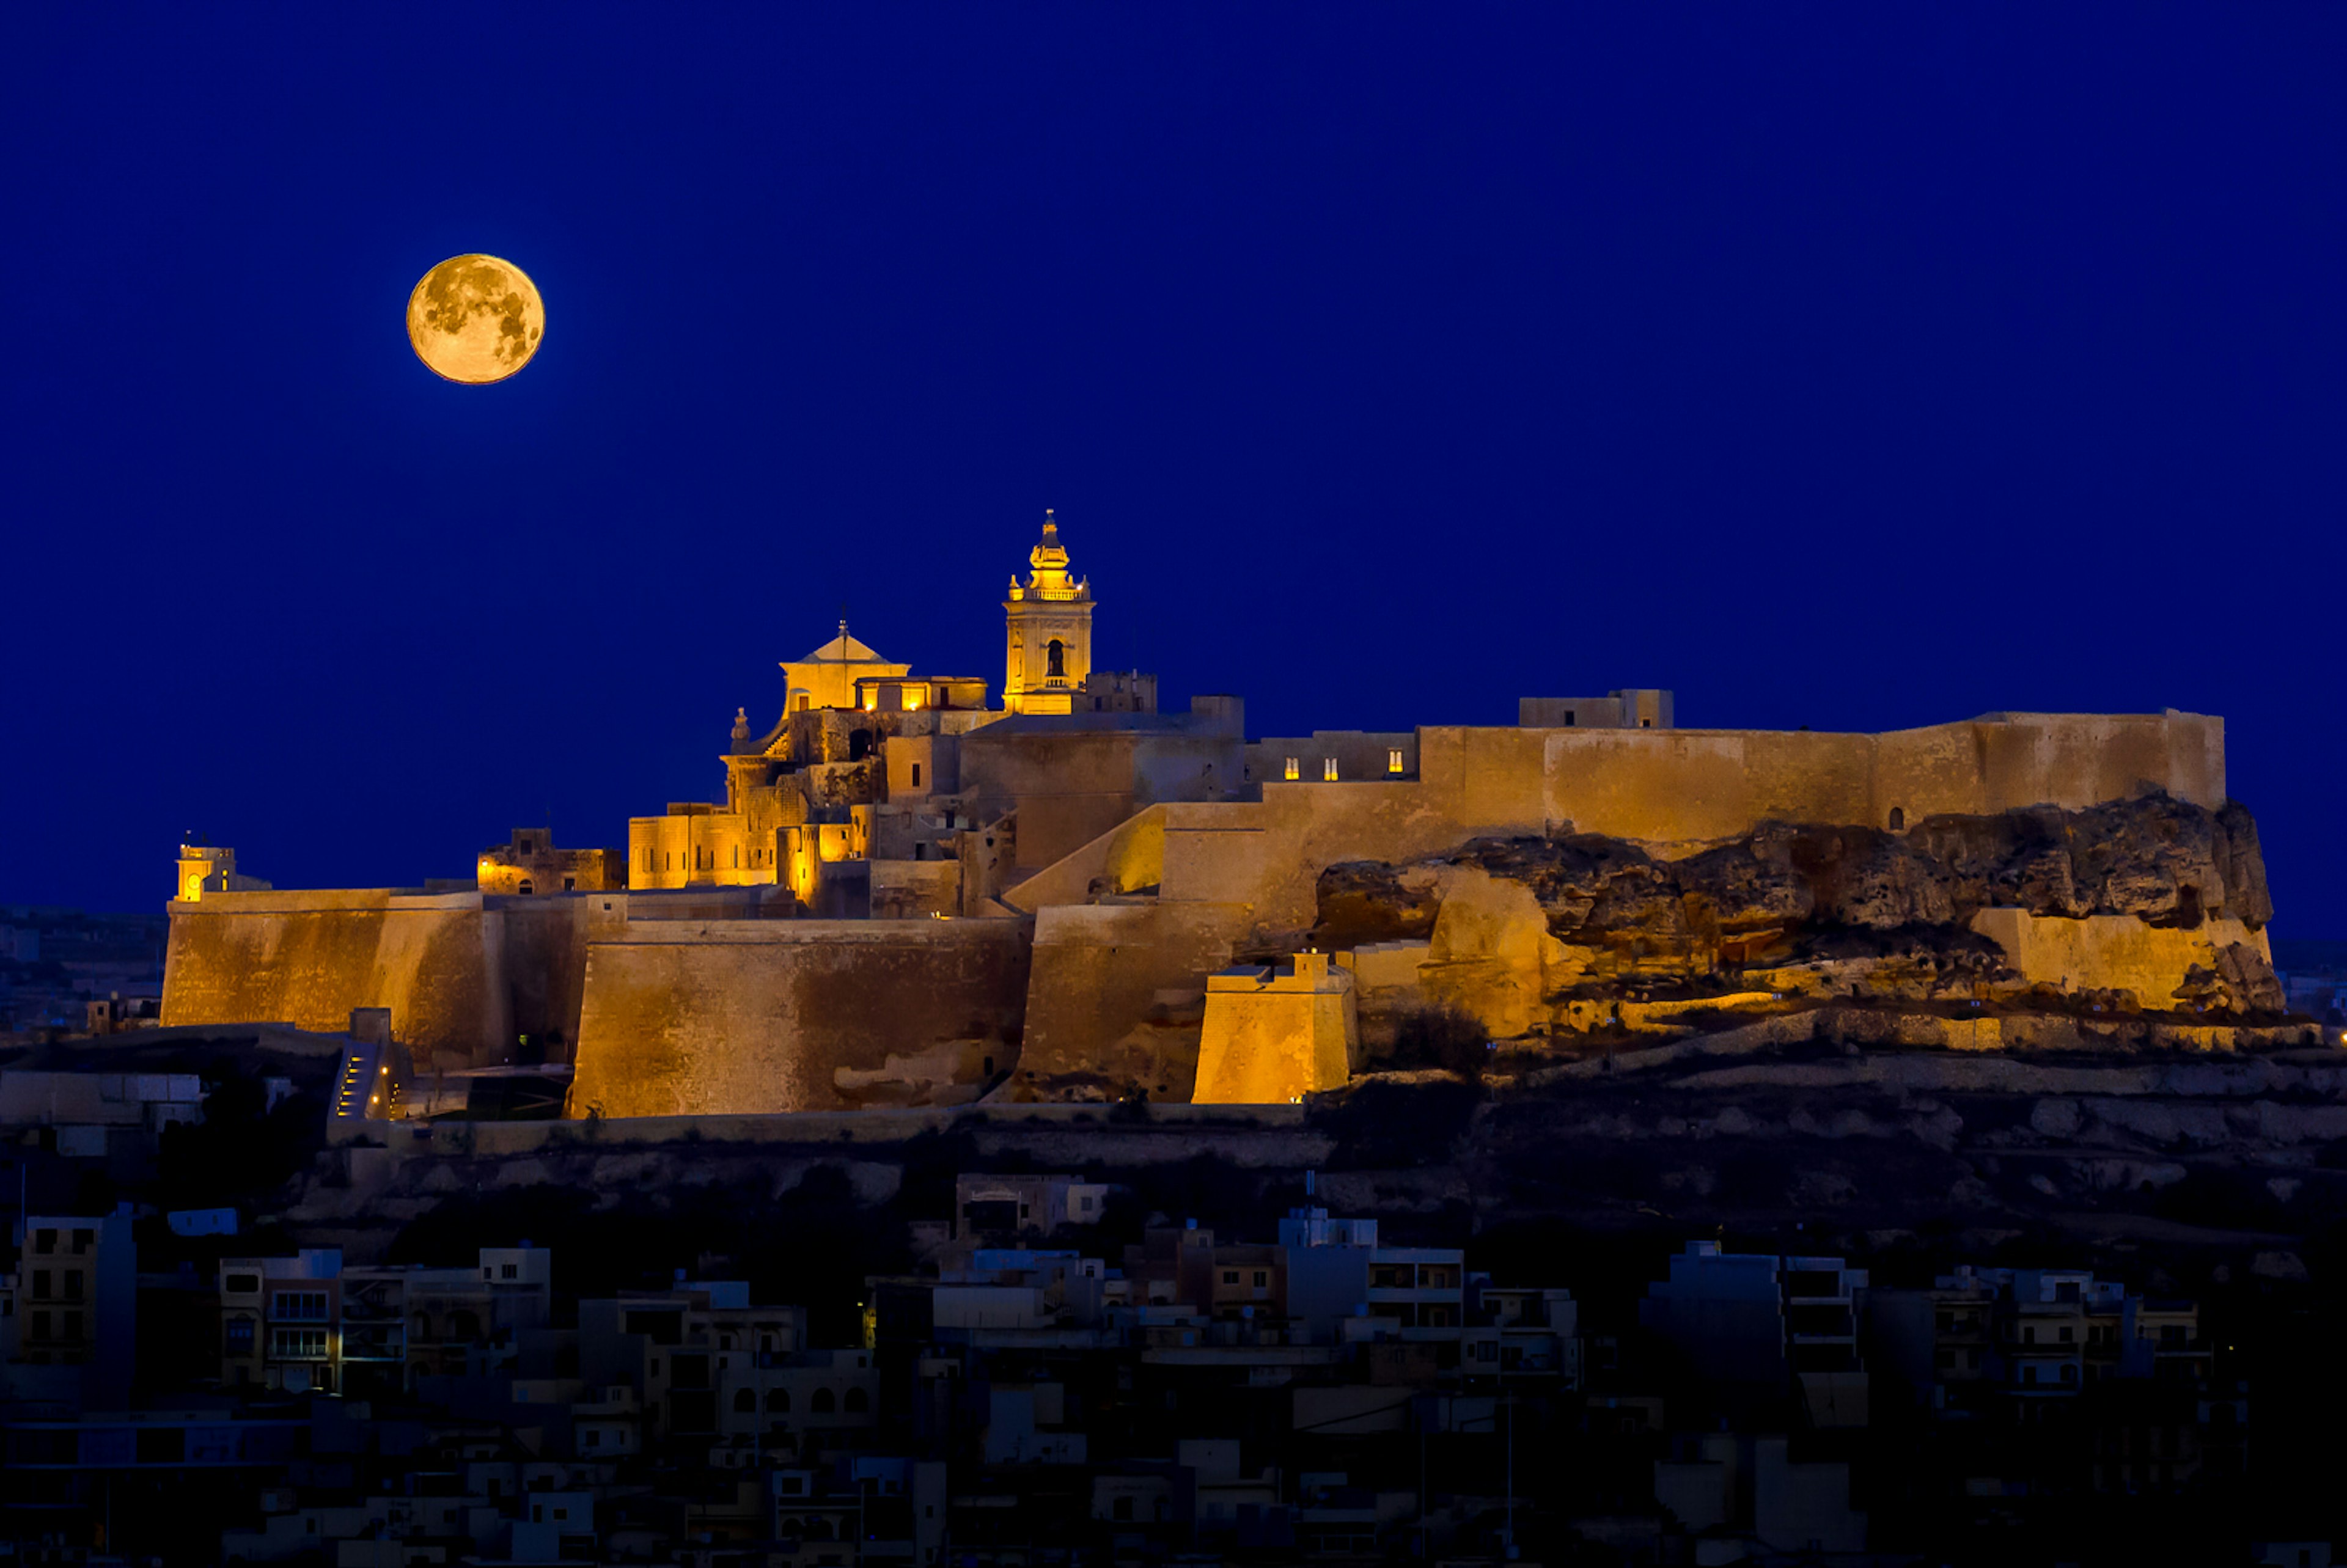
[162,514,2280,1116]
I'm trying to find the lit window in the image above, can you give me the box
[1387,749,1403,774]
[1283,758,1299,781]
[1322,757,1337,782]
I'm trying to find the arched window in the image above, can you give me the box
[844,1387,869,1413]
[1046,639,1065,678]
[517,879,534,896]
[766,1388,789,1412]
[733,1388,755,1413]
[1887,806,1906,831]
[812,1387,836,1413]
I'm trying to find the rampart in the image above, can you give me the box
[1010,711,2237,1075]
[160,889,575,1069]
[567,918,1032,1118]
[160,887,814,1071]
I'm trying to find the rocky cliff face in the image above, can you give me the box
[1313,793,2282,1029]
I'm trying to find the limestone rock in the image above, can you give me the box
[1310,793,2275,1028]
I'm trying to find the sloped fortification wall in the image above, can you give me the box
[568,919,1032,1117]
[161,890,536,1068]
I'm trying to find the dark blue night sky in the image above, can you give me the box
[7,9,2342,931]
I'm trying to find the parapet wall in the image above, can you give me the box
[568,918,1032,1117]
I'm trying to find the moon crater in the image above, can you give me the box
[406,254,545,384]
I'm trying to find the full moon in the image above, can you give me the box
[405,254,545,384]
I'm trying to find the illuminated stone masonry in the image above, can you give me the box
[158,513,2306,1109]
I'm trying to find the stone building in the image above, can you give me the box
[475,829,622,896]
[1002,510,1093,716]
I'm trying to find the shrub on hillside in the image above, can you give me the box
[1389,1005,1490,1078]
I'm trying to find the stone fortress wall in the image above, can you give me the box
[161,888,551,1068]
[1010,710,2233,1082]
[160,709,2250,1104]
[565,918,1030,1118]
[156,515,2269,1116]
[163,887,770,1072]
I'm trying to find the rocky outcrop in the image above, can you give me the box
[1311,793,2283,1038]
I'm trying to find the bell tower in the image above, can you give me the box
[1002,510,1094,715]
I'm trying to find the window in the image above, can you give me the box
[1322,757,1337,781]
[1284,758,1299,781]
[224,1273,260,1295]
[271,1327,328,1358]
[910,763,921,788]
[503,1263,518,1280]
[71,1229,92,1254]
[32,1311,52,1341]
[34,1228,55,1255]
[274,1291,328,1321]
[1252,1271,1268,1288]
[226,1317,255,1354]
[1046,639,1065,678]
[1387,749,1404,774]
[31,1271,50,1300]
[64,1272,83,1300]
[1888,806,1906,831]
[1222,1271,1239,1285]
[1563,711,1575,726]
